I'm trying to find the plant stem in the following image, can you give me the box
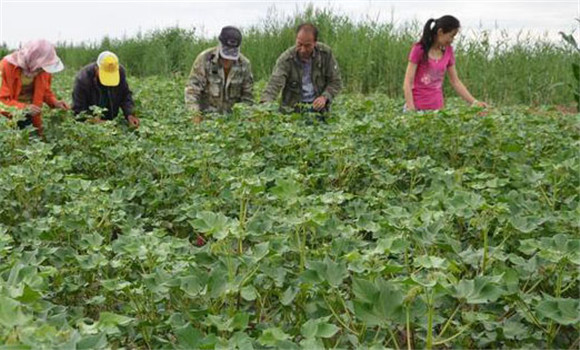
[481,226,489,274]
[406,306,412,350]
[323,294,360,336]
[386,326,401,350]
[433,325,470,345]
[438,303,461,338]
[426,290,434,350]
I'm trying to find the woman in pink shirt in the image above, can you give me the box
[403,15,487,111]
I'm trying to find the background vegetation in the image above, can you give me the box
[1,7,577,106]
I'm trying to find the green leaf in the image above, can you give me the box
[321,257,348,287]
[299,338,325,350]
[316,323,340,338]
[352,278,378,304]
[510,216,543,233]
[16,284,42,304]
[502,320,528,340]
[96,312,134,335]
[300,319,319,339]
[280,286,299,306]
[535,296,580,325]
[0,296,31,328]
[376,280,405,321]
[175,324,202,350]
[271,179,301,202]
[229,332,254,350]
[452,276,505,304]
[231,312,249,331]
[180,275,205,297]
[414,255,449,269]
[560,31,578,49]
[208,270,228,298]
[240,285,257,301]
[77,333,107,350]
[353,301,383,326]
[191,211,230,240]
[300,317,339,339]
[258,327,290,346]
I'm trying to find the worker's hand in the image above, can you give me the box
[191,113,203,124]
[472,100,488,108]
[312,96,328,111]
[89,117,105,124]
[127,115,140,128]
[54,100,70,110]
[27,105,42,116]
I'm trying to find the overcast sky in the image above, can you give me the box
[1,0,578,48]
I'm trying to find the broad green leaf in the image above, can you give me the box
[175,324,202,350]
[271,179,301,202]
[300,319,319,339]
[280,286,299,306]
[414,255,449,269]
[502,320,528,340]
[240,285,257,301]
[231,312,249,331]
[97,312,134,335]
[353,277,378,304]
[229,331,254,350]
[299,338,325,350]
[191,211,230,240]
[258,327,290,346]
[0,296,31,328]
[353,301,383,326]
[77,333,107,350]
[180,275,205,297]
[452,276,505,304]
[316,323,340,338]
[321,257,348,287]
[535,296,580,325]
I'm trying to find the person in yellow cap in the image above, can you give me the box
[72,51,139,127]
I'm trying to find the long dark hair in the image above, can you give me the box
[419,15,460,62]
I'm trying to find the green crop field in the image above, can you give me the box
[0,71,578,349]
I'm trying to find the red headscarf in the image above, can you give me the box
[4,39,61,77]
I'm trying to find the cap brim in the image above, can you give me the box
[220,45,240,60]
[99,70,120,86]
[42,58,64,73]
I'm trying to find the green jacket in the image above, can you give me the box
[185,46,254,114]
[261,43,342,109]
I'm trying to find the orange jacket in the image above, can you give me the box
[0,59,58,133]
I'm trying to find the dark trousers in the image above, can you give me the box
[16,115,33,129]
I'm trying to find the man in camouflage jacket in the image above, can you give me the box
[261,23,342,114]
[185,26,253,121]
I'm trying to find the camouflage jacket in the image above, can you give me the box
[185,46,254,114]
[261,43,342,109]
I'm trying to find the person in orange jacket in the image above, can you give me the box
[0,39,69,136]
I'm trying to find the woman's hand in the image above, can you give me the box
[27,105,42,116]
[127,115,140,128]
[54,100,70,110]
[472,100,488,108]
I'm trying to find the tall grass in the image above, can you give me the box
[0,6,576,106]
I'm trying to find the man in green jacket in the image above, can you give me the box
[261,23,342,115]
[185,26,254,122]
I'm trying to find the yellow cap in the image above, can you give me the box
[97,51,120,86]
